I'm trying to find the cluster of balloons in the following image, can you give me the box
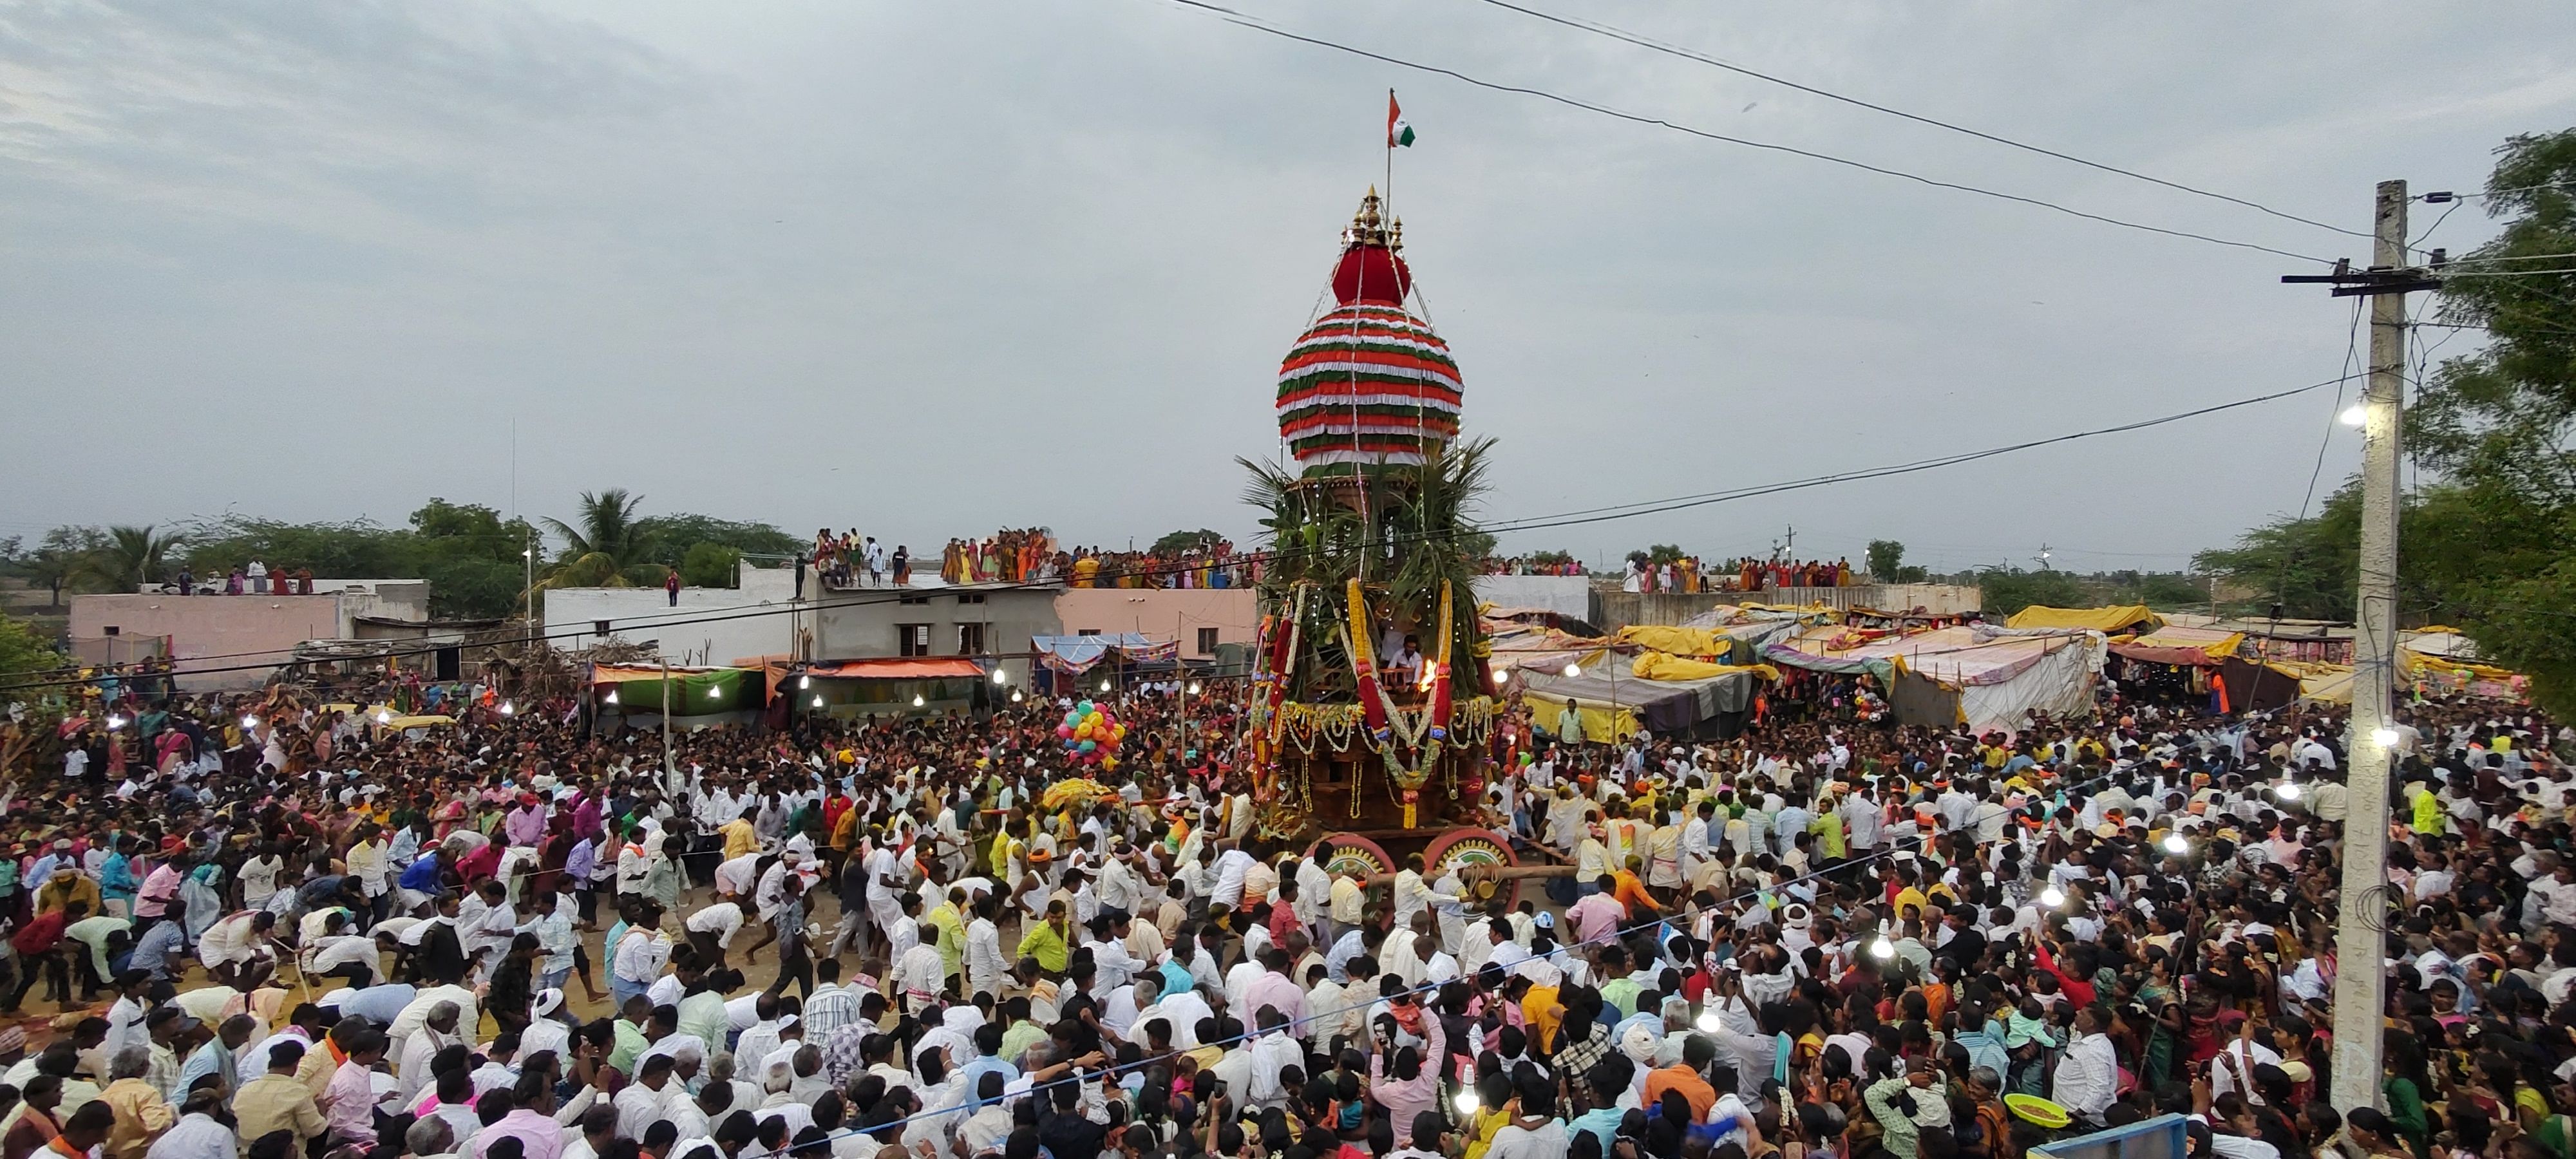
[1057,700,1128,770]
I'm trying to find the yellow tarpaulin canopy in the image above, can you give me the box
[2005,605,2163,633]
[2400,630,2519,682]
[1613,625,1727,655]
[1531,701,1643,744]
[1630,652,1780,683]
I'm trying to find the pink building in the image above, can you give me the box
[1050,588,1258,661]
[70,581,431,691]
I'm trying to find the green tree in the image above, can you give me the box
[2403,130,2576,710]
[1976,567,2088,617]
[2136,572,2211,608]
[80,525,184,590]
[0,611,66,695]
[12,527,108,607]
[1150,529,1226,556]
[1864,539,1930,583]
[679,543,742,588]
[539,489,661,589]
[630,514,800,565]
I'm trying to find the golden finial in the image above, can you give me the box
[1389,216,1403,251]
[1349,188,1387,245]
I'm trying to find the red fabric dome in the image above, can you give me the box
[1331,245,1410,307]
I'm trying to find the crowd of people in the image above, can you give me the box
[813,533,905,590]
[0,653,2564,1159]
[154,563,316,598]
[1479,556,1871,593]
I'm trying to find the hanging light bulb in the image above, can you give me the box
[799,674,811,690]
[1010,690,1024,702]
[992,668,1009,685]
[2038,885,2066,908]
[913,693,926,707]
[2275,781,2302,801]
[811,695,824,708]
[1454,1089,1479,1115]
[708,684,723,699]
[1564,663,1582,679]
[1869,936,1895,959]
[105,715,126,730]
[603,690,619,705]
[2161,833,2189,856]
[1187,681,1202,695]
[241,715,258,729]
[2370,726,2401,749]
[1695,1008,1723,1033]
[375,709,393,724]
[1099,679,1112,693]
[500,701,515,716]
[2339,404,2367,427]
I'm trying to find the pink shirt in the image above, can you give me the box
[1566,893,1626,947]
[470,1109,566,1159]
[321,1059,376,1143]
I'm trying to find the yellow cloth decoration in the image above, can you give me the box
[1613,625,1727,656]
[2004,605,2162,633]
[1629,653,1780,683]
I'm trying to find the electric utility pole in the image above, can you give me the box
[2284,179,2438,1113]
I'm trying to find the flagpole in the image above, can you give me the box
[1385,88,1395,235]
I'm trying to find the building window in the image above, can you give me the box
[957,622,986,657]
[593,620,611,637]
[1077,628,1101,637]
[957,592,986,605]
[102,626,120,637]
[897,624,932,657]
[899,594,931,605]
[1196,627,1219,655]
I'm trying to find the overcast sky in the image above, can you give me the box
[4,1,2568,574]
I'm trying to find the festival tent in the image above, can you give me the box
[2005,605,2163,634]
[1764,624,2103,735]
[591,663,766,730]
[1030,634,1177,674]
[2400,629,2528,700]
[779,657,989,719]
[2107,624,2244,667]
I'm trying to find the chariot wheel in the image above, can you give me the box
[1422,827,1522,910]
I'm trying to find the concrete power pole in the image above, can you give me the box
[2326,179,2414,1113]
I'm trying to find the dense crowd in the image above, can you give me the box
[0,661,2564,1159]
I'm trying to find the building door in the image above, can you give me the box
[436,646,461,681]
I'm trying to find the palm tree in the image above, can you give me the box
[81,525,185,591]
[536,489,662,589]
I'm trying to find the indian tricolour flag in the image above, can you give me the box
[1387,91,1414,147]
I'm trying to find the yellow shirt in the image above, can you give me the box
[99,1077,174,1159]
[233,1073,327,1150]
[1016,920,1070,972]
[1328,876,1364,923]
[720,818,759,860]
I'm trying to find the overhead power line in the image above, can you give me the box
[1465,0,2371,241]
[1155,0,2339,265]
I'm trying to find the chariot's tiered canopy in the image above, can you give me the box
[1247,189,1498,841]
[1274,191,1463,471]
